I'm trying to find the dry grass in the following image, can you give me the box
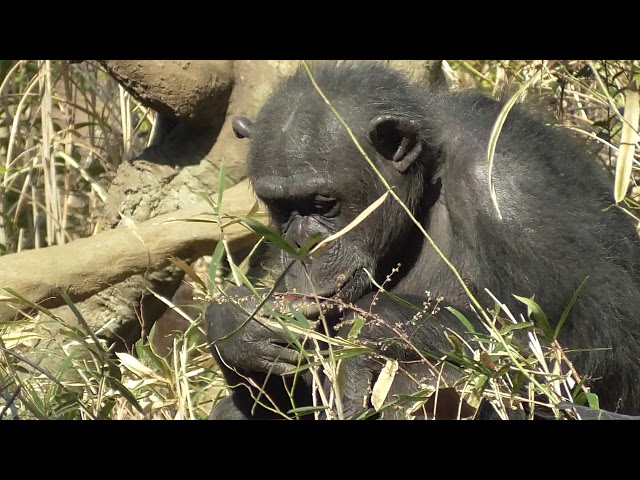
[0,60,153,253]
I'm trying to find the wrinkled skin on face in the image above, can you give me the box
[242,71,434,303]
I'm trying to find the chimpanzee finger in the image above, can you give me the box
[256,344,305,376]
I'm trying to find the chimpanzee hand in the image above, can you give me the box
[332,292,460,419]
[206,286,306,377]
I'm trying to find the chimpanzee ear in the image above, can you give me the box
[367,115,422,173]
[232,116,254,139]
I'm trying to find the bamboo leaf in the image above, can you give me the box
[106,376,145,415]
[347,316,366,341]
[371,359,398,411]
[513,294,553,340]
[554,276,589,340]
[586,392,600,410]
[445,306,477,334]
[237,216,298,256]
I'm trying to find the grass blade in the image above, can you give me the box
[614,86,639,203]
[217,165,227,216]
[445,306,476,334]
[487,71,540,220]
[309,191,389,255]
[237,216,298,256]
[554,276,589,340]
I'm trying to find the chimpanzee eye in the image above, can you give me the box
[314,195,338,217]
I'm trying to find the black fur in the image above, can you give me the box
[207,62,640,419]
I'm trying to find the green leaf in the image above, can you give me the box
[1,287,59,320]
[513,294,553,340]
[195,191,218,213]
[287,405,329,416]
[106,361,122,383]
[229,258,260,297]
[289,308,310,329]
[0,342,96,420]
[468,374,489,405]
[55,351,78,382]
[106,376,145,415]
[136,330,170,374]
[512,371,526,398]
[332,346,371,361]
[445,334,465,355]
[98,400,117,419]
[555,276,589,340]
[347,316,366,341]
[499,321,534,335]
[238,216,298,256]
[585,393,600,410]
[445,306,476,334]
[378,291,423,311]
[58,328,104,359]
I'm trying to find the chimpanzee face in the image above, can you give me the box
[233,68,427,302]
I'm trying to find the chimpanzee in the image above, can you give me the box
[206,62,640,420]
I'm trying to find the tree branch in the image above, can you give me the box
[0,179,263,322]
[97,60,234,127]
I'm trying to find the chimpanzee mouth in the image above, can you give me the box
[283,258,372,304]
[282,269,370,319]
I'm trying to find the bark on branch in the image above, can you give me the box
[0,179,262,322]
[97,60,234,127]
